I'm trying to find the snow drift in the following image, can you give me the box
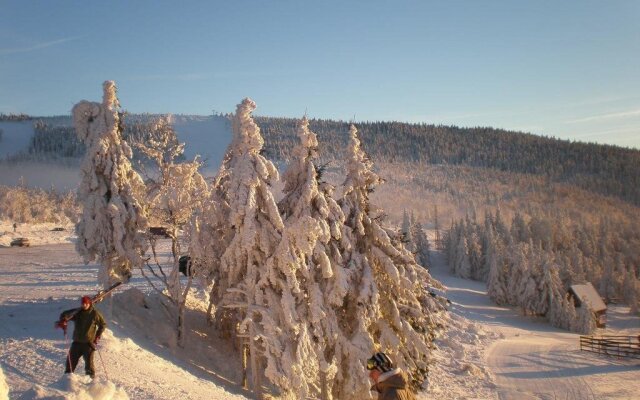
[19,374,128,400]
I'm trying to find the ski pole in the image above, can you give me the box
[96,346,110,381]
[64,331,74,374]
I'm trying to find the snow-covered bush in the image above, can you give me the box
[73,81,148,287]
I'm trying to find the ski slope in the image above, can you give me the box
[0,121,34,160]
[0,115,231,190]
[0,227,638,399]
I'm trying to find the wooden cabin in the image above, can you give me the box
[568,282,607,328]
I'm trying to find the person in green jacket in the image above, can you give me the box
[59,295,106,378]
[367,352,416,400]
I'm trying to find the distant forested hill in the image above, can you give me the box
[256,117,640,206]
[4,113,639,206]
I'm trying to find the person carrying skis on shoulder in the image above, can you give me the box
[366,352,416,400]
[58,295,106,378]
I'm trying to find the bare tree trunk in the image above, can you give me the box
[320,369,329,400]
[177,306,185,346]
[242,341,249,389]
[249,324,262,399]
[206,286,216,325]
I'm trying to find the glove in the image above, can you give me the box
[54,319,68,335]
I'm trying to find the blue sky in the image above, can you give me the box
[1,0,639,148]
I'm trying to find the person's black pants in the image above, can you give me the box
[64,341,95,377]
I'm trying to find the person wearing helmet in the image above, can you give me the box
[59,295,106,378]
[366,352,416,400]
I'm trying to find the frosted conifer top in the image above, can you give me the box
[232,97,263,153]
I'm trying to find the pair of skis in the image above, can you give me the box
[54,281,123,334]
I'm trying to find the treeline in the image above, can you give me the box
[9,113,640,206]
[23,117,162,162]
[28,121,84,159]
[255,117,640,207]
[0,113,32,121]
[443,209,640,331]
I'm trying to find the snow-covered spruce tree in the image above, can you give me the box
[528,253,559,316]
[485,230,508,305]
[400,211,431,269]
[547,283,577,331]
[453,226,472,279]
[401,210,415,252]
[275,116,352,399]
[72,81,148,287]
[337,125,446,396]
[542,261,565,309]
[511,212,529,243]
[205,98,286,397]
[575,300,597,334]
[465,221,483,280]
[411,219,431,269]
[516,243,545,315]
[623,268,639,315]
[493,207,511,245]
[188,152,234,324]
[135,115,209,346]
[505,243,529,306]
[599,259,615,303]
[444,222,458,274]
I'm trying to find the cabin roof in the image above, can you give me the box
[569,282,607,312]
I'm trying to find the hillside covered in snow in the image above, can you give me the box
[1,232,638,399]
[1,87,638,399]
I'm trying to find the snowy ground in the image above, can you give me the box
[0,222,76,248]
[0,227,638,399]
[427,248,640,400]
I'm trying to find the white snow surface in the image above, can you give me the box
[0,222,75,248]
[171,115,231,173]
[0,229,638,399]
[426,246,640,400]
[0,122,34,160]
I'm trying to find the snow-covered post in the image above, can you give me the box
[73,81,148,289]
